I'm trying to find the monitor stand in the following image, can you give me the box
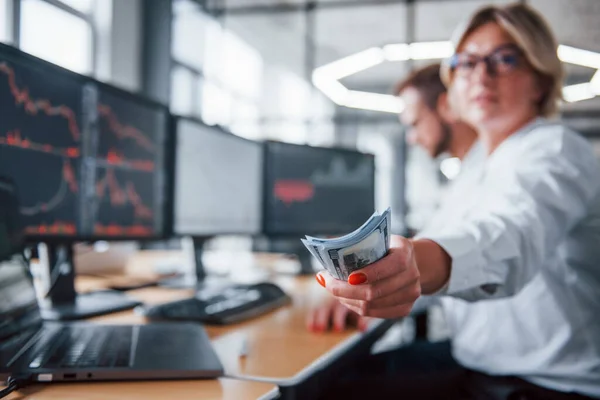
[253,237,315,275]
[158,236,210,289]
[36,243,142,321]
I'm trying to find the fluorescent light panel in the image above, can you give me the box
[312,70,349,105]
[316,47,385,81]
[344,91,404,114]
[558,45,600,69]
[314,43,600,113]
[563,82,595,103]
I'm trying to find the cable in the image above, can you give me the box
[0,375,31,399]
[0,382,16,398]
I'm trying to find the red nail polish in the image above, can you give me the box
[316,274,326,288]
[348,273,367,285]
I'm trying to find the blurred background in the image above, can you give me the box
[2,0,600,234]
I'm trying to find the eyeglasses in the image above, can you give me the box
[448,44,524,78]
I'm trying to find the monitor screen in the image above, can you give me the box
[0,44,167,241]
[90,87,167,238]
[0,47,84,237]
[0,257,41,341]
[174,118,262,236]
[264,141,375,236]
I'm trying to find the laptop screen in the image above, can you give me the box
[0,256,41,341]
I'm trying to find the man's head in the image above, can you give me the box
[395,63,457,158]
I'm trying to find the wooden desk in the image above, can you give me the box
[6,262,392,399]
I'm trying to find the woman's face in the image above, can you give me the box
[450,22,542,133]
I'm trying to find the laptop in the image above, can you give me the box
[0,256,225,384]
[0,180,224,384]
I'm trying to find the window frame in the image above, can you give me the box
[170,0,262,129]
[13,0,97,76]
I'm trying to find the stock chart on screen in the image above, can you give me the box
[92,89,165,238]
[0,45,166,240]
[0,55,83,236]
[264,141,375,236]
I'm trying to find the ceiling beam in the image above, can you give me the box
[205,0,467,16]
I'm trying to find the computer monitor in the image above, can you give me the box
[261,141,375,274]
[165,117,262,286]
[90,84,168,240]
[0,44,156,320]
[0,44,85,239]
[263,141,376,236]
[174,117,262,237]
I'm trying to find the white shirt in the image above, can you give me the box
[418,118,600,397]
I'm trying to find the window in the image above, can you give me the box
[0,0,11,43]
[201,81,232,127]
[19,0,95,75]
[220,30,262,99]
[230,99,260,140]
[171,0,263,135]
[172,1,210,70]
[357,130,394,213]
[57,0,94,15]
[170,65,196,116]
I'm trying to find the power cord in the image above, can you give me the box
[0,375,32,399]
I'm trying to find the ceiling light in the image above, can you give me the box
[591,70,600,94]
[312,70,349,105]
[315,47,385,81]
[343,91,404,114]
[314,43,600,113]
[562,82,596,103]
[558,45,600,69]
[383,43,410,61]
[383,41,454,62]
[409,41,454,60]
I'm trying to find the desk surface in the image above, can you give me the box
[6,252,374,400]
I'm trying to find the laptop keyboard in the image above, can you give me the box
[24,325,133,369]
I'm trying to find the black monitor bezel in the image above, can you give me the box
[261,140,376,237]
[170,115,264,238]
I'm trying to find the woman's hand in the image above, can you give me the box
[316,237,422,319]
[306,298,372,333]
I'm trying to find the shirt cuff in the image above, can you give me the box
[418,231,505,298]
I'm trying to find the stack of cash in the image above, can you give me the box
[301,208,391,281]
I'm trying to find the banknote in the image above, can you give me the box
[301,208,391,280]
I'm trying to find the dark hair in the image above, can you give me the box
[394,63,446,111]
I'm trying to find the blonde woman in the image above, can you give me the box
[316,4,600,399]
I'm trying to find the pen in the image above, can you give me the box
[239,337,249,358]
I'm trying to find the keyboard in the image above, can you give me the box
[141,282,291,325]
[18,326,133,369]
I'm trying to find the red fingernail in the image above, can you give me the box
[348,273,367,285]
[316,274,326,288]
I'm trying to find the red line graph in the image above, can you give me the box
[20,159,78,217]
[95,169,153,220]
[105,149,154,172]
[25,221,77,235]
[0,62,81,141]
[98,104,154,152]
[0,129,80,158]
[93,223,153,237]
[274,180,315,206]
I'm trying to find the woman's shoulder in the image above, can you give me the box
[513,118,594,160]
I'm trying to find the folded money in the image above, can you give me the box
[301,208,391,281]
